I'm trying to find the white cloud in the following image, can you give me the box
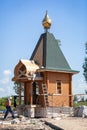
[1,84,15,97]
[73,77,87,94]
[3,70,11,76]
[0,69,12,85]
[0,84,15,98]
[0,77,9,84]
[0,87,4,92]
[0,70,15,97]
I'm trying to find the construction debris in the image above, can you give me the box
[74,105,87,118]
[0,114,55,130]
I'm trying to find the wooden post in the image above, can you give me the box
[24,83,26,104]
[19,83,21,105]
[69,74,73,107]
[30,82,33,105]
[24,82,32,105]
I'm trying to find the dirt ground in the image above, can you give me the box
[0,114,87,130]
[45,116,87,130]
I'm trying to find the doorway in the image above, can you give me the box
[32,82,39,104]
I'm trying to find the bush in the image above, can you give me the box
[74,101,87,107]
[0,96,18,110]
[0,106,6,110]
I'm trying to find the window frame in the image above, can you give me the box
[56,80,62,94]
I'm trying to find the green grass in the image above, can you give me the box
[74,101,87,107]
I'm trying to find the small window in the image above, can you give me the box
[56,80,62,94]
[36,82,39,95]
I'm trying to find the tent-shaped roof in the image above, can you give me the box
[30,32,79,74]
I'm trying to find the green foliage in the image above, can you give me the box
[83,42,87,83]
[0,106,6,110]
[73,95,78,102]
[0,97,7,110]
[13,82,24,95]
[0,97,7,106]
[80,96,85,102]
[83,42,87,95]
[13,82,19,95]
[85,98,87,102]
[0,96,15,110]
[85,90,87,94]
[74,101,87,107]
[0,96,20,110]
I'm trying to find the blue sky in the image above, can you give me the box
[0,0,87,97]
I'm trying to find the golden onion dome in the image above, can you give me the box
[42,11,52,29]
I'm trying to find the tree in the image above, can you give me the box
[83,42,87,83]
[85,90,87,94]
[80,96,84,102]
[13,82,19,95]
[73,95,78,103]
[13,82,24,95]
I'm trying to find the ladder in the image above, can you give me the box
[42,84,49,107]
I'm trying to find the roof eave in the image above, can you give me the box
[37,68,79,74]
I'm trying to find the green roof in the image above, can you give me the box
[30,32,79,73]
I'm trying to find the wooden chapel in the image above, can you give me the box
[12,12,79,117]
